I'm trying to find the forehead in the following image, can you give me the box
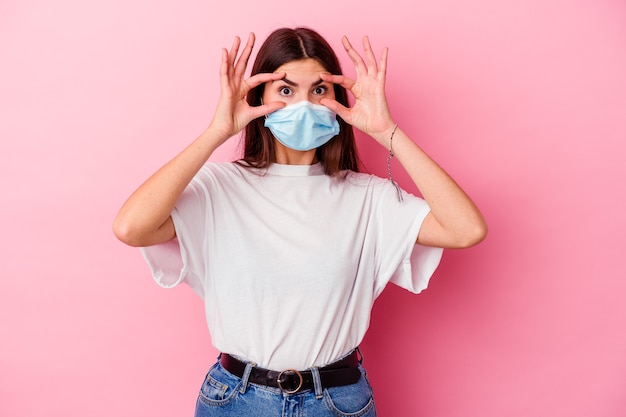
[274,58,328,76]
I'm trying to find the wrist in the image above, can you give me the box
[371,122,398,149]
[202,124,233,147]
[371,122,398,148]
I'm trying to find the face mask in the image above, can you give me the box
[264,101,340,151]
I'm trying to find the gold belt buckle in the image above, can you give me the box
[277,369,303,394]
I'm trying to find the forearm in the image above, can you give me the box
[113,126,225,247]
[374,126,487,248]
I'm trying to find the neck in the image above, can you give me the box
[274,140,318,165]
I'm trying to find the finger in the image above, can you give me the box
[218,48,230,90]
[227,36,241,68]
[264,100,287,111]
[234,33,255,79]
[320,98,351,124]
[342,36,367,76]
[320,73,356,90]
[378,46,388,84]
[251,101,286,119]
[245,71,285,91]
[361,36,378,74]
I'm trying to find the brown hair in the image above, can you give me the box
[241,27,360,175]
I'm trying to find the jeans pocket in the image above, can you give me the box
[197,363,241,407]
[322,369,376,417]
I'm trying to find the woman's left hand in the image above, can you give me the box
[320,36,396,147]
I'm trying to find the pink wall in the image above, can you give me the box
[1,0,625,416]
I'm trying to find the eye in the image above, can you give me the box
[278,86,293,96]
[313,85,328,95]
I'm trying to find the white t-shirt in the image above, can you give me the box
[141,161,443,370]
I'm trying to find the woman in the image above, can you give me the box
[113,27,486,417]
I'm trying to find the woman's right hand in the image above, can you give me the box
[208,33,286,144]
[113,33,287,247]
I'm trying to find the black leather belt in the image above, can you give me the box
[219,350,361,394]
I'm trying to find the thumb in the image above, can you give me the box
[320,98,351,125]
[250,101,286,120]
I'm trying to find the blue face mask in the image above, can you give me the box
[264,101,340,151]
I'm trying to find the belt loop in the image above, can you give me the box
[310,366,323,399]
[356,347,364,364]
[239,361,254,394]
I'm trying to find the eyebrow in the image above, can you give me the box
[273,77,325,87]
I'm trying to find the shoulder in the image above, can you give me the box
[195,161,255,182]
[182,162,256,198]
[198,160,241,175]
[342,170,427,209]
[340,170,394,192]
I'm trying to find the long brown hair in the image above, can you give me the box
[241,27,360,175]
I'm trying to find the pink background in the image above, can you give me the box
[1,0,625,416]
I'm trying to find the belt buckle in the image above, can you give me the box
[277,369,303,394]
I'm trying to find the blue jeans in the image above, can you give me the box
[194,355,377,417]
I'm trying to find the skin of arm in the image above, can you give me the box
[114,32,486,249]
[112,34,285,247]
[320,36,487,249]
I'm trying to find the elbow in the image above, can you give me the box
[113,214,174,247]
[112,217,144,247]
[457,220,488,248]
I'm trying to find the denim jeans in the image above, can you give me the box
[194,355,377,417]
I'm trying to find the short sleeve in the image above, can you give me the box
[373,183,443,296]
[139,167,213,298]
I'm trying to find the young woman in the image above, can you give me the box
[113,27,486,417]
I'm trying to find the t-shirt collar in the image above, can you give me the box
[266,162,325,177]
